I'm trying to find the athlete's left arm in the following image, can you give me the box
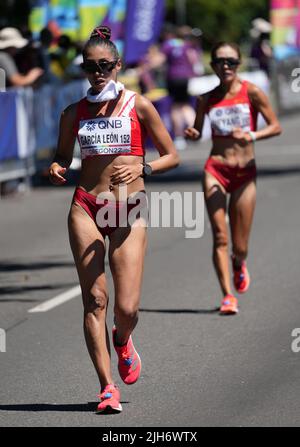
[135,94,180,174]
[111,95,179,185]
[248,83,282,141]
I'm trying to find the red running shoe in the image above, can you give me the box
[112,326,142,385]
[96,384,122,414]
[220,294,239,315]
[232,258,250,294]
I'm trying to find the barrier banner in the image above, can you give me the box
[49,0,79,39]
[29,0,79,38]
[271,0,300,59]
[29,1,126,43]
[103,0,126,40]
[124,0,165,64]
[0,92,18,162]
[79,0,114,41]
[16,88,35,159]
[29,0,162,61]
[102,0,126,55]
[296,2,300,47]
[29,0,49,37]
[33,80,88,153]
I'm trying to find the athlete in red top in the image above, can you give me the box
[185,42,281,315]
[49,26,179,413]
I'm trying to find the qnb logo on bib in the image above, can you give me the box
[210,103,251,136]
[79,117,132,158]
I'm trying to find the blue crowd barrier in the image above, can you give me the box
[33,80,89,155]
[0,80,88,190]
[0,90,19,162]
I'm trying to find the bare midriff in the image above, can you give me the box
[210,137,256,168]
[78,154,145,199]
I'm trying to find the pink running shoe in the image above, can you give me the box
[220,294,239,315]
[232,258,250,294]
[112,326,142,385]
[96,384,122,414]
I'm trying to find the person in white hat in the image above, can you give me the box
[249,19,273,76]
[0,27,43,87]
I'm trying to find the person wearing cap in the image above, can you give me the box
[0,27,43,87]
[250,19,273,76]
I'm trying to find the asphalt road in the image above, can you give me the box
[0,114,300,427]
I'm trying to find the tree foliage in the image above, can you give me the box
[166,0,270,45]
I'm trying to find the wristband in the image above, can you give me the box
[248,131,257,142]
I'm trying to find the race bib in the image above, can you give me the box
[78,116,131,158]
[209,103,251,136]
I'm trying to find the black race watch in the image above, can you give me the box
[141,163,152,178]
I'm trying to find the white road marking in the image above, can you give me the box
[28,285,81,313]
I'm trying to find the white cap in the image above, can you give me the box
[251,18,272,34]
[0,27,28,50]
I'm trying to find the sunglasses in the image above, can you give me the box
[212,57,240,68]
[81,60,118,74]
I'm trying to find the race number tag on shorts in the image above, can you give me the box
[209,103,251,136]
[78,117,131,158]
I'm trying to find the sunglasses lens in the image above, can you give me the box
[82,64,97,73]
[98,63,111,73]
[88,66,97,73]
[82,60,117,74]
[227,58,240,67]
[213,58,239,67]
[100,62,117,72]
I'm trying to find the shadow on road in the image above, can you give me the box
[0,261,74,273]
[0,402,129,413]
[140,307,220,315]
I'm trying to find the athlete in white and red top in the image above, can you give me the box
[49,26,179,413]
[185,41,281,315]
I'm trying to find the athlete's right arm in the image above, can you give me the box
[49,104,77,185]
[184,94,208,141]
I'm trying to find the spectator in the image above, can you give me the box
[14,30,43,76]
[178,26,204,76]
[161,25,199,150]
[138,44,166,93]
[0,27,43,88]
[50,34,80,80]
[250,18,273,76]
[38,27,60,84]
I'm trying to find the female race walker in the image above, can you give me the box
[185,42,281,315]
[49,26,179,413]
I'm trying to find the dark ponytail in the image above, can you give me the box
[82,26,119,60]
